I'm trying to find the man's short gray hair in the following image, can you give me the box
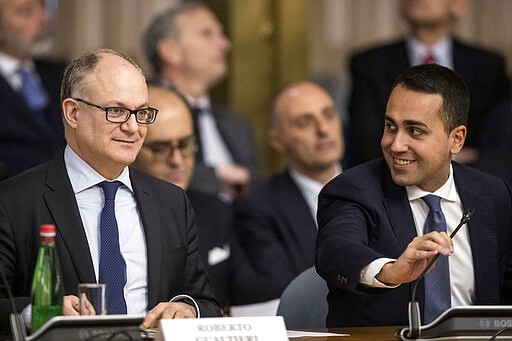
[60,48,144,102]
[142,1,208,76]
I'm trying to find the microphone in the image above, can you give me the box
[0,264,27,341]
[405,207,475,339]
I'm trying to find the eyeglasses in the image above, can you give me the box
[73,98,158,124]
[143,135,198,160]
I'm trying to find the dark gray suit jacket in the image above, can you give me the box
[190,104,262,194]
[0,151,221,332]
[316,159,512,327]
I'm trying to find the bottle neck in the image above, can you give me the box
[40,236,55,245]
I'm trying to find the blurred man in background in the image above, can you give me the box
[142,2,261,201]
[0,0,66,179]
[133,85,231,311]
[230,82,344,315]
[348,0,510,171]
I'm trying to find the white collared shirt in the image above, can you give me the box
[406,36,453,69]
[289,165,342,226]
[0,52,37,91]
[64,146,148,314]
[360,165,475,307]
[187,96,234,168]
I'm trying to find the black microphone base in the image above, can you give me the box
[399,306,512,340]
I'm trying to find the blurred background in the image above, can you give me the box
[45,0,512,176]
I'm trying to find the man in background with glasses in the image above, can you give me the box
[133,84,232,312]
[0,49,221,336]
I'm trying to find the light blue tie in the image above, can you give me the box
[422,194,451,323]
[98,181,127,314]
[16,67,49,111]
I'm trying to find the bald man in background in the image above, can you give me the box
[230,82,344,315]
[133,85,231,311]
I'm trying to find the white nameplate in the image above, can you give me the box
[156,316,288,341]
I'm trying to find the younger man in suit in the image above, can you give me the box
[133,85,231,311]
[230,82,344,315]
[317,64,512,327]
[143,2,261,200]
[0,49,221,335]
[0,0,66,178]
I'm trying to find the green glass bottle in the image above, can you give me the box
[31,224,63,332]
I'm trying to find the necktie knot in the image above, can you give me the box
[422,52,436,64]
[422,194,442,212]
[99,181,122,200]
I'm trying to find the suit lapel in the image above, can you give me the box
[453,163,499,303]
[130,171,163,308]
[43,153,96,283]
[281,172,318,254]
[381,166,417,252]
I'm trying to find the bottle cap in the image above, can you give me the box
[40,224,56,237]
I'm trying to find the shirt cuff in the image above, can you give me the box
[21,303,31,329]
[360,258,400,288]
[170,295,200,318]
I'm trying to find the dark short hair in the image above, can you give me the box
[391,64,469,134]
[60,48,144,103]
[142,1,208,76]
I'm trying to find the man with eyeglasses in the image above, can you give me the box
[0,48,221,335]
[133,85,232,311]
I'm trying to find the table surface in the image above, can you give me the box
[293,326,402,341]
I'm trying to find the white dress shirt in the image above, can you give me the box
[360,165,475,307]
[0,51,38,91]
[289,166,342,226]
[65,146,148,314]
[406,36,453,70]
[188,96,234,168]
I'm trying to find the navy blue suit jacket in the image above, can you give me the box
[0,152,221,333]
[230,170,317,304]
[0,59,66,178]
[348,38,511,166]
[316,159,512,327]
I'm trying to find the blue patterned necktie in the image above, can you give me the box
[16,67,49,111]
[98,181,127,314]
[421,194,451,323]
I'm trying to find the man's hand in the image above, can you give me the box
[216,164,250,200]
[143,302,196,329]
[376,231,453,286]
[63,295,80,316]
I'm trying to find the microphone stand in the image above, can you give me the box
[405,207,475,339]
[0,265,27,341]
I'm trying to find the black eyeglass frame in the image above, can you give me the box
[142,135,198,159]
[72,98,158,124]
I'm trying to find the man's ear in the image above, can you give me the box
[449,125,467,154]
[62,98,79,128]
[268,128,285,153]
[157,39,183,66]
